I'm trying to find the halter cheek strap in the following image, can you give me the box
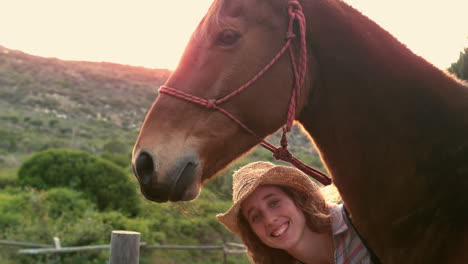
[159,0,332,186]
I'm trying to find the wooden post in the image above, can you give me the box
[109,231,140,264]
[53,237,61,249]
[223,244,228,264]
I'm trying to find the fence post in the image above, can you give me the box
[53,237,61,249]
[53,237,61,262]
[109,230,140,264]
[223,243,227,264]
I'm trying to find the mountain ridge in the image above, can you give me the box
[0,45,320,172]
[0,45,170,127]
[0,45,173,167]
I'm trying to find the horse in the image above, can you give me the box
[132,0,468,263]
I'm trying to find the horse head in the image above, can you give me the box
[132,0,316,202]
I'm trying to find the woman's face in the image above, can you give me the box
[241,185,309,251]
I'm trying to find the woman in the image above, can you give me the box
[216,161,374,264]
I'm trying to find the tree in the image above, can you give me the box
[18,148,140,215]
[45,188,91,220]
[101,139,132,168]
[448,47,468,81]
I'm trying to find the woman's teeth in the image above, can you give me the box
[271,222,289,237]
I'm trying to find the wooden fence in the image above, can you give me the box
[1,230,246,264]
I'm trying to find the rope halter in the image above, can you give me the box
[159,0,331,186]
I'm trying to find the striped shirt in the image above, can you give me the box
[330,203,373,264]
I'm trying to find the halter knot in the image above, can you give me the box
[288,0,303,11]
[273,147,293,162]
[206,99,217,109]
[286,32,296,40]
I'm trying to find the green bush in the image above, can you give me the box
[0,188,110,264]
[0,129,20,152]
[102,140,129,153]
[18,148,140,215]
[100,140,131,168]
[101,151,130,168]
[0,186,248,264]
[0,191,28,230]
[0,168,17,188]
[45,188,91,220]
[448,47,468,81]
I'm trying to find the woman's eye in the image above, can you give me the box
[215,30,240,46]
[251,214,260,223]
[270,200,280,208]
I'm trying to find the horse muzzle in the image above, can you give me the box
[133,149,199,202]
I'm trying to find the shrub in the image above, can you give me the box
[44,188,91,220]
[0,168,17,188]
[101,152,130,168]
[18,148,140,215]
[0,192,27,230]
[0,129,20,152]
[100,140,131,168]
[448,47,468,81]
[102,140,129,153]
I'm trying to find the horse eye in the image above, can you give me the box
[215,30,240,47]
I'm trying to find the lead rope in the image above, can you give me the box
[159,0,331,186]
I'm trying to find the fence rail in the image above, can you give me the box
[0,240,50,248]
[18,245,111,255]
[16,242,246,255]
[2,230,246,264]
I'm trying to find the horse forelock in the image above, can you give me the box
[195,0,288,43]
[195,0,234,43]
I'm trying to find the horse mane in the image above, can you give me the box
[195,0,229,43]
[312,1,433,75]
[195,0,289,44]
[298,1,468,262]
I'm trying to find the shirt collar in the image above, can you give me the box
[330,203,348,236]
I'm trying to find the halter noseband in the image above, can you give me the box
[159,0,331,186]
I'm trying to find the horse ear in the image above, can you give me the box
[220,0,244,17]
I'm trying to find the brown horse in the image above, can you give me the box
[132,0,468,263]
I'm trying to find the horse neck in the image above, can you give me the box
[295,2,468,261]
[298,0,466,219]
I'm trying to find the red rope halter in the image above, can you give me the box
[159,0,332,186]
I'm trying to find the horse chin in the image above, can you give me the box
[139,185,171,203]
[168,160,201,202]
[134,151,201,202]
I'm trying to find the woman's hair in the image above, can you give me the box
[236,185,335,263]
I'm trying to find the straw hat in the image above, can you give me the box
[216,161,323,235]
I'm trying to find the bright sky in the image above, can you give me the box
[0,0,466,70]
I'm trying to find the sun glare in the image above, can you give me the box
[0,0,213,70]
[0,0,466,70]
[346,0,468,68]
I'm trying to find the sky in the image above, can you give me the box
[0,0,467,70]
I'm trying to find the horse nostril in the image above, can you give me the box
[135,152,154,185]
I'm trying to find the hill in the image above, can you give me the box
[0,45,323,263]
[0,45,323,173]
[0,45,170,167]
[0,45,170,126]
[0,46,252,264]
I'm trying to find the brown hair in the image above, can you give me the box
[236,185,332,264]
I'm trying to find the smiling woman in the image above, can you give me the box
[216,161,373,264]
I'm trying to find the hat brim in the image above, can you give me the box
[216,165,320,235]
